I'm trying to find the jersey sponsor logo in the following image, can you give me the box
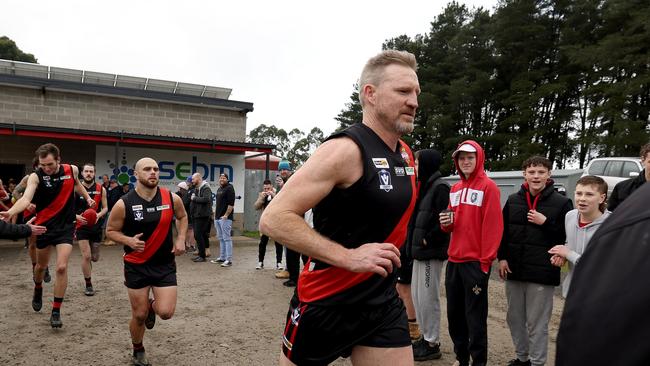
[405,167,415,176]
[42,175,53,188]
[378,169,393,192]
[156,204,170,211]
[394,167,405,176]
[132,205,143,210]
[134,210,144,221]
[60,175,71,180]
[372,158,389,169]
[146,207,156,213]
[449,188,485,207]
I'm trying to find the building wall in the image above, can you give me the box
[0,85,246,141]
[0,135,97,168]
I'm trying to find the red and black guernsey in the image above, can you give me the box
[297,123,417,306]
[76,182,104,228]
[121,187,175,265]
[32,164,76,227]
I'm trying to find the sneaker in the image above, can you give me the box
[209,258,225,264]
[413,340,442,361]
[276,262,284,270]
[283,279,297,287]
[192,256,206,262]
[43,267,51,283]
[32,287,43,312]
[50,312,62,328]
[145,299,155,330]
[256,262,264,270]
[220,260,233,267]
[275,270,290,279]
[132,351,151,366]
[84,285,95,296]
[507,359,531,366]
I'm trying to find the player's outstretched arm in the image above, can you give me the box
[2,174,38,220]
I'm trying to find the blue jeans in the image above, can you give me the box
[215,218,233,261]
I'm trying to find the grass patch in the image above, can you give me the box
[242,230,261,239]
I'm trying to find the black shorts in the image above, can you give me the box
[395,244,413,284]
[124,261,177,289]
[282,294,410,365]
[76,226,102,243]
[36,223,74,249]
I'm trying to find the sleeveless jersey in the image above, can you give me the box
[121,187,175,265]
[297,123,417,306]
[76,183,104,227]
[32,164,76,227]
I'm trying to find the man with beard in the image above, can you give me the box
[106,157,187,366]
[75,163,109,296]
[260,50,419,366]
[1,143,95,328]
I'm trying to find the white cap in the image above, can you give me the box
[177,181,188,190]
[452,143,477,158]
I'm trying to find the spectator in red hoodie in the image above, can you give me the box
[440,140,503,366]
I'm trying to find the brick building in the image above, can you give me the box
[0,59,274,231]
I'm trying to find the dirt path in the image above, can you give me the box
[0,240,564,365]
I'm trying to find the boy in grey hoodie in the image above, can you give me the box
[548,175,611,297]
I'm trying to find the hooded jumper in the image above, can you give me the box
[442,140,503,273]
[406,149,450,261]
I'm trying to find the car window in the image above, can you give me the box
[621,161,640,177]
[588,160,607,175]
[604,161,623,177]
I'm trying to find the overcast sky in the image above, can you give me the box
[2,0,496,137]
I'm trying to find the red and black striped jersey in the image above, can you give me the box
[297,123,417,306]
[121,187,174,265]
[32,164,76,227]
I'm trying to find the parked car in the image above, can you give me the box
[582,157,642,195]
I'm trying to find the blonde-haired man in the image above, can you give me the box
[261,50,419,366]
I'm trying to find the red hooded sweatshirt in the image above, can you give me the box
[442,140,503,273]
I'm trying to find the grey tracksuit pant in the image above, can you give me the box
[505,280,555,366]
[412,259,445,344]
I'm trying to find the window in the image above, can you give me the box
[604,161,624,177]
[621,162,640,178]
[588,160,607,175]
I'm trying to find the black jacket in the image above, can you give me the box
[190,182,213,218]
[107,187,124,211]
[556,183,650,366]
[497,182,573,286]
[607,169,646,211]
[407,172,451,261]
[0,220,32,239]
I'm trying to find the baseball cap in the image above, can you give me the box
[177,181,188,190]
[452,143,477,158]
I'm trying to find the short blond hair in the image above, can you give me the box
[358,50,417,107]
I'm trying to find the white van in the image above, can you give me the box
[582,157,642,195]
